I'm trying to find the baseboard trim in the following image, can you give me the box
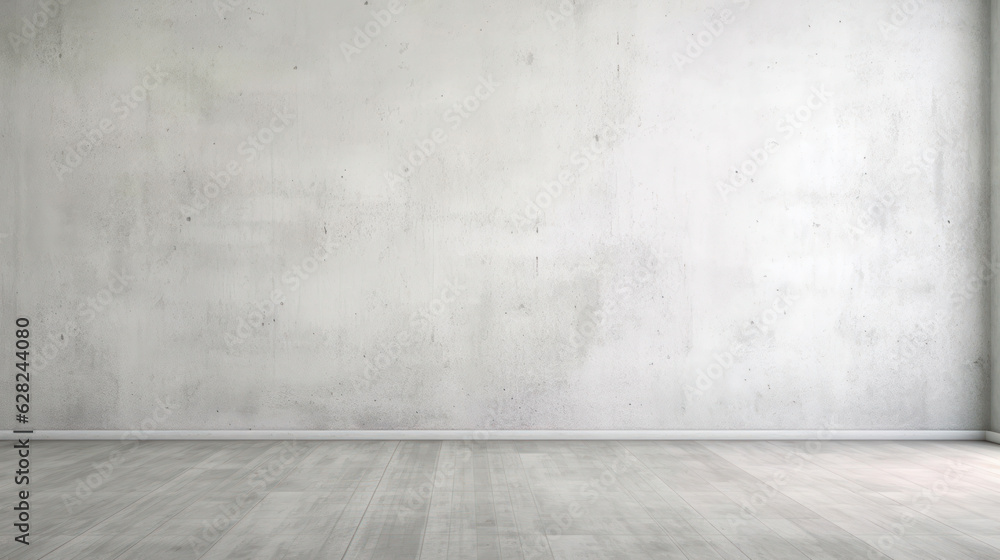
[0,430,989,441]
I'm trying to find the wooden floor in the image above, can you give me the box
[2,440,1000,559]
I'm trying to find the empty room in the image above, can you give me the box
[4,0,1000,558]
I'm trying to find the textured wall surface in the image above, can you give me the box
[992,0,1000,435]
[0,0,991,430]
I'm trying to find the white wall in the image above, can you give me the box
[0,0,990,431]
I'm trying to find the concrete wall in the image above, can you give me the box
[993,0,1000,435]
[0,0,991,431]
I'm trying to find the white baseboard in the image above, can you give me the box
[0,430,989,441]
